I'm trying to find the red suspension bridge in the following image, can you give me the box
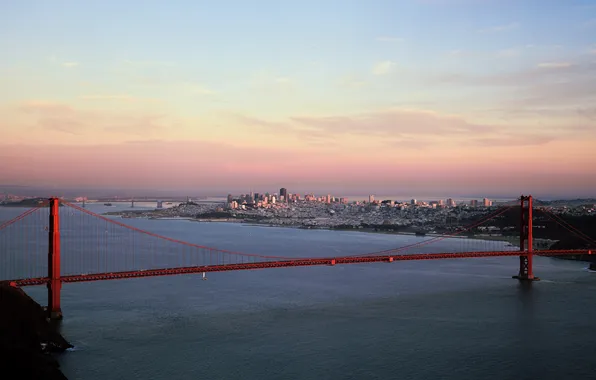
[0,195,594,320]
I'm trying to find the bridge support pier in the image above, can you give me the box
[47,197,63,320]
[513,195,539,282]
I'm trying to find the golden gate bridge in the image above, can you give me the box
[0,195,594,320]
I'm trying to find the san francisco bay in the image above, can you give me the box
[2,204,595,379]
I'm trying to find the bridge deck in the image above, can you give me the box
[10,249,591,286]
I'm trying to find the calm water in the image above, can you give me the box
[2,205,596,379]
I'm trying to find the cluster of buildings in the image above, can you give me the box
[0,192,27,203]
[226,188,351,210]
[103,191,595,237]
[226,188,494,210]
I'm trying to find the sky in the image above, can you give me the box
[1,0,595,198]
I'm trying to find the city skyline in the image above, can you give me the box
[1,183,588,202]
[1,0,595,197]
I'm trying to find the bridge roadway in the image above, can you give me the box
[10,249,592,287]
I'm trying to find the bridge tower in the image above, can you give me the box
[513,195,538,281]
[47,197,63,319]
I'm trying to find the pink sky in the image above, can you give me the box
[1,136,595,197]
[2,1,596,198]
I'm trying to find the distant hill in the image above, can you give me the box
[0,198,51,207]
[534,199,596,207]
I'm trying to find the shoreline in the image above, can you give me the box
[107,213,556,247]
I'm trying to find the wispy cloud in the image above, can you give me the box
[576,4,596,10]
[275,77,292,84]
[448,49,465,57]
[289,108,497,137]
[80,94,161,103]
[433,61,595,89]
[537,62,573,69]
[478,22,519,33]
[376,36,404,42]
[239,108,499,145]
[20,100,74,114]
[371,61,396,76]
[234,107,590,150]
[122,59,177,67]
[431,60,596,122]
[338,76,368,88]
[38,119,85,135]
[48,56,80,68]
[581,18,596,28]
[472,135,555,147]
[187,85,216,95]
[578,107,596,120]
[495,48,520,58]
[445,49,485,59]
[341,80,367,88]
[17,100,170,137]
[248,70,297,93]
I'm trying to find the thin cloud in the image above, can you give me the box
[478,22,519,33]
[581,19,596,28]
[62,62,79,68]
[38,118,84,135]
[20,101,74,114]
[289,108,497,136]
[432,61,595,88]
[122,59,177,67]
[240,109,500,143]
[250,70,295,86]
[16,100,170,136]
[578,107,596,120]
[495,48,520,58]
[448,49,465,57]
[234,108,591,150]
[372,61,396,75]
[505,79,596,109]
[376,36,404,42]
[472,135,555,147]
[537,62,573,69]
[338,76,368,88]
[103,115,167,135]
[80,94,161,103]
[184,83,216,95]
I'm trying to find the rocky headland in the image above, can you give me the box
[0,283,72,379]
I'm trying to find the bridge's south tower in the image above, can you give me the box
[513,195,538,281]
[48,197,63,319]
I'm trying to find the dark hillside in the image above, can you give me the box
[0,283,71,379]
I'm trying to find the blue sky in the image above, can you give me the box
[1,0,595,196]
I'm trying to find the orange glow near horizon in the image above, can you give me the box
[1,136,595,196]
[1,2,596,197]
